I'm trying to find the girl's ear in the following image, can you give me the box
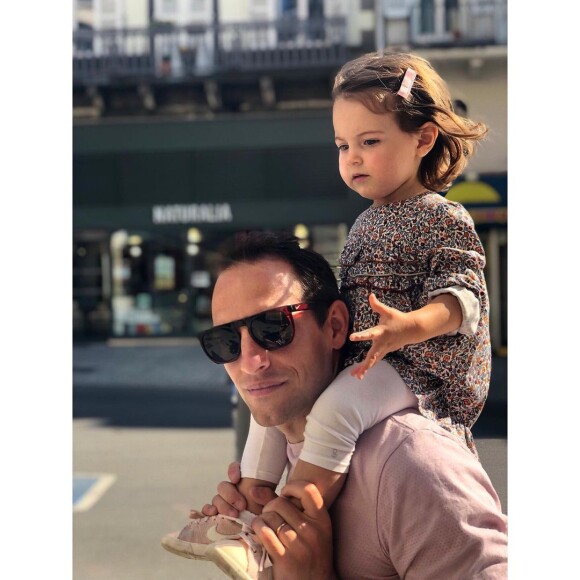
[416,122,438,157]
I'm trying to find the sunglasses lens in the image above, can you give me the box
[250,309,293,350]
[200,306,300,364]
[202,325,240,363]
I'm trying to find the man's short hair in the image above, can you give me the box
[217,230,341,326]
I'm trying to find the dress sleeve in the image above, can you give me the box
[377,429,508,579]
[422,203,487,328]
[429,285,480,335]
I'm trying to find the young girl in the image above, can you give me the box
[162,50,491,578]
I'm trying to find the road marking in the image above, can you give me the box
[73,473,117,512]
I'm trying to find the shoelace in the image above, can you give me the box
[185,513,272,571]
[238,530,272,572]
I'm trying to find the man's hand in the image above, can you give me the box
[199,462,278,519]
[350,293,418,380]
[252,480,335,580]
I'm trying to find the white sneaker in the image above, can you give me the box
[207,532,273,580]
[160,511,255,560]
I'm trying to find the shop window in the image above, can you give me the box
[445,0,459,35]
[110,229,218,337]
[154,255,176,291]
[420,0,435,34]
[73,235,111,339]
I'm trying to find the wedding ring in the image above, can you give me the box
[275,522,289,535]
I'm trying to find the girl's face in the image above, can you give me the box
[333,97,427,205]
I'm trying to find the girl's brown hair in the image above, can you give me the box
[332,51,488,192]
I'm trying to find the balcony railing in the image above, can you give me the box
[73,17,347,84]
[409,0,507,47]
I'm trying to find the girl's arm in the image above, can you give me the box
[201,417,287,516]
[350,292,463,380]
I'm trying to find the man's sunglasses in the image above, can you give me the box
[199,303,315,364]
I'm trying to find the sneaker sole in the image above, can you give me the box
[207,542,254,580]
[160,535,210,560]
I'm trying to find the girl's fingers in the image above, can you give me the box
[350,364,366,379]
[350,342,384,379]
[369,293,395,317]
[369,293,384,311]
[227,462,242,485]
[351,358,375,380]
[350,332,369,341]
[350,327,381,341]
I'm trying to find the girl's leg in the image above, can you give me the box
[238,416,288,514]
[289,360,418,506]
[162,420,286,572]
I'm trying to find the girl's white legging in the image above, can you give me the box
[240,360,419,482]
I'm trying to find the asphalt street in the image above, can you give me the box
[73,341,507,580]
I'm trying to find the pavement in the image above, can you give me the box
[73,340,507,580]
[74,339,234,429]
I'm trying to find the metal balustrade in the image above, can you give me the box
[73,17,348,84]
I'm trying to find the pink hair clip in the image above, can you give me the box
[397,68,417,99]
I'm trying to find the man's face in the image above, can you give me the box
[211,258,343,438]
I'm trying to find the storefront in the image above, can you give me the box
[73,111,362,339]
[74,113,507,352]
[74,218,353,340]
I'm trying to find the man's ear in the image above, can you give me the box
[326,300,350,349]
[416,122,438,158]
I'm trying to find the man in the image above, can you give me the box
[199,230,507,578]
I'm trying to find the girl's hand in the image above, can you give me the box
[349,293,418,380]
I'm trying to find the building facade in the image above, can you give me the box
[73,0,507,354]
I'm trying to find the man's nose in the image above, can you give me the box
[238,327,271,374]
